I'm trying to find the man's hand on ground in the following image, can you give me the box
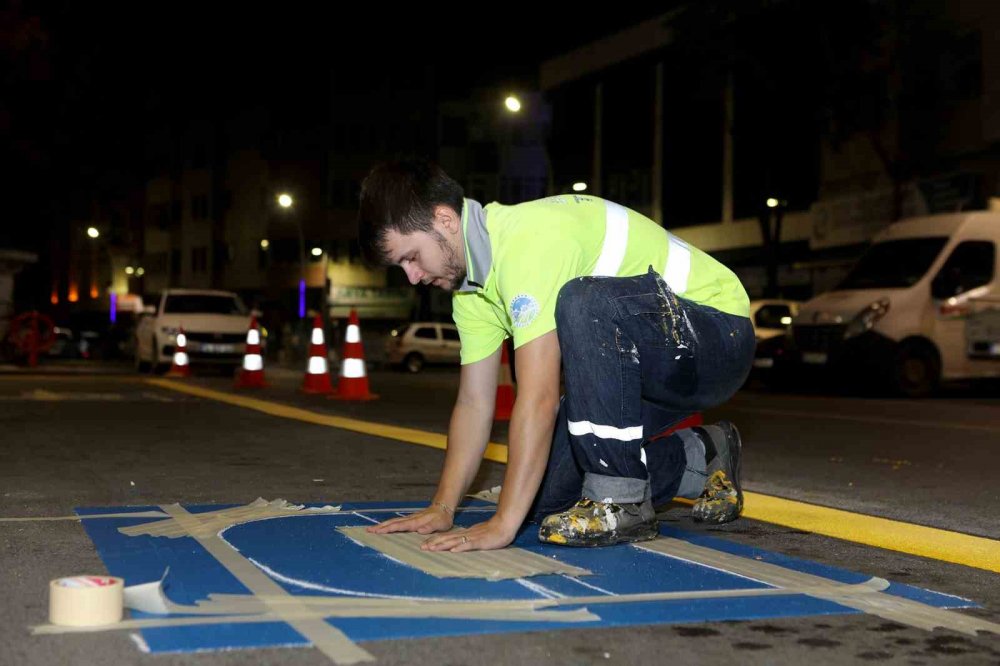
[419,517,517,552]
[366,506,452,535]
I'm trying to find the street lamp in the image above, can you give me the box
[572,182,588,192]
[766,197,780,209]
[501,92,554,197]
[86,227,100,239]
[277,192,307,318]
[260,239,270,250]
[311,247,323,257]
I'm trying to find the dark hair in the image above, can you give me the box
[357,158,464,265]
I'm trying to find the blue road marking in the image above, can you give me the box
[75,501,975,655]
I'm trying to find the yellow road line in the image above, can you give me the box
[146,378,999,574]
[742,493,1000,574]
[144,378,509,463]
[0,374,143,382]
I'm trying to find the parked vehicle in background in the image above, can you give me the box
[748,299,801,384]
[47,327,81,359]
[134,289,257,373]
[750,299,801,342]
[789,211,1000,397]
[385,322,461,372]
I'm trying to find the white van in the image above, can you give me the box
[790,211,1000,396]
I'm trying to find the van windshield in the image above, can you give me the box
[163,294,247,315]
[836,237,949,290]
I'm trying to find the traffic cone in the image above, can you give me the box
[301,314,334,394]
[494,341,515,420]
[235,316,267,389]
[166,326,191,377]
[330,309,377,401]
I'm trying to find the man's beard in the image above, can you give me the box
[433,230,467,290]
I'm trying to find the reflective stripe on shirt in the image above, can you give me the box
[664,232,691,295]
[591,200,629,277]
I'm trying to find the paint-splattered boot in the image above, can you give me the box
[538,497,659,547]
[692,421,743,524]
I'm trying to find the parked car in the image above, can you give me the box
[789,211,1000,397]
[134,289,257,373]
[385,322,461,372]
[750,299,801,342]
[748,299,802,385]
[47,327,82,359]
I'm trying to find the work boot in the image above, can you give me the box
[692,421,744,524]
[538,497,658,547]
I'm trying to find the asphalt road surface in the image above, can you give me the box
[1,363,998,665]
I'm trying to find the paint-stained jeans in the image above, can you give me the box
[528,267,754,522]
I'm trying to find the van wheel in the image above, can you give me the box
[404,352,425,373]
[150,336,167,375]
[893,341,940,398]
[134,338,150,373]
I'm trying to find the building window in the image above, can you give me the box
[153,204,170,230]
[192,246,209,273]
[441,116,468,147]
[191,195,209,219]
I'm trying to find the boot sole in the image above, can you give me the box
[538,521,660,547]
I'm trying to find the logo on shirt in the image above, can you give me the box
[509,294,540,328]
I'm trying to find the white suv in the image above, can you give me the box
[134,289,255,372]
[385,322,461,372]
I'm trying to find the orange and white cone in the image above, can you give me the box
[330,309,377,401]
[301,314,334,394]
[235,316,267,389]
[166,326,191,377]
[494,341,515,420]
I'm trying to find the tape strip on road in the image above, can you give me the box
[144,378,1000,574]
[159,503,373,664]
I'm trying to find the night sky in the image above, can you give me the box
[1,3,671,254]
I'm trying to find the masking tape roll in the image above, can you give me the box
[49,575,124,627]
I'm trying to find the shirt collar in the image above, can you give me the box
[458,198,491,292]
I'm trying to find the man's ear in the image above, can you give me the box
[434,204,461,235]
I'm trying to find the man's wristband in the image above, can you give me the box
[432,501,453,515]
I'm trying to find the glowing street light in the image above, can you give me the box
[125,266,135,275]
[572,182,588,192]
[136,267,145,276]
[504,95,522,113]
[260,239,270,250]
[86,227,100,239]
[766,197,780,209]
[277,191,306,318]
[311,247,323,257]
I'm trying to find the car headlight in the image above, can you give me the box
[844,298,890,339]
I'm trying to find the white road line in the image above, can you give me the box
[723,405,1000,434]
[515,578,564,599]
[563,575,615,596]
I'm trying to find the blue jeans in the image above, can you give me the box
[528,268,754,521]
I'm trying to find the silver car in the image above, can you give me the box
[385,322,461,373]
